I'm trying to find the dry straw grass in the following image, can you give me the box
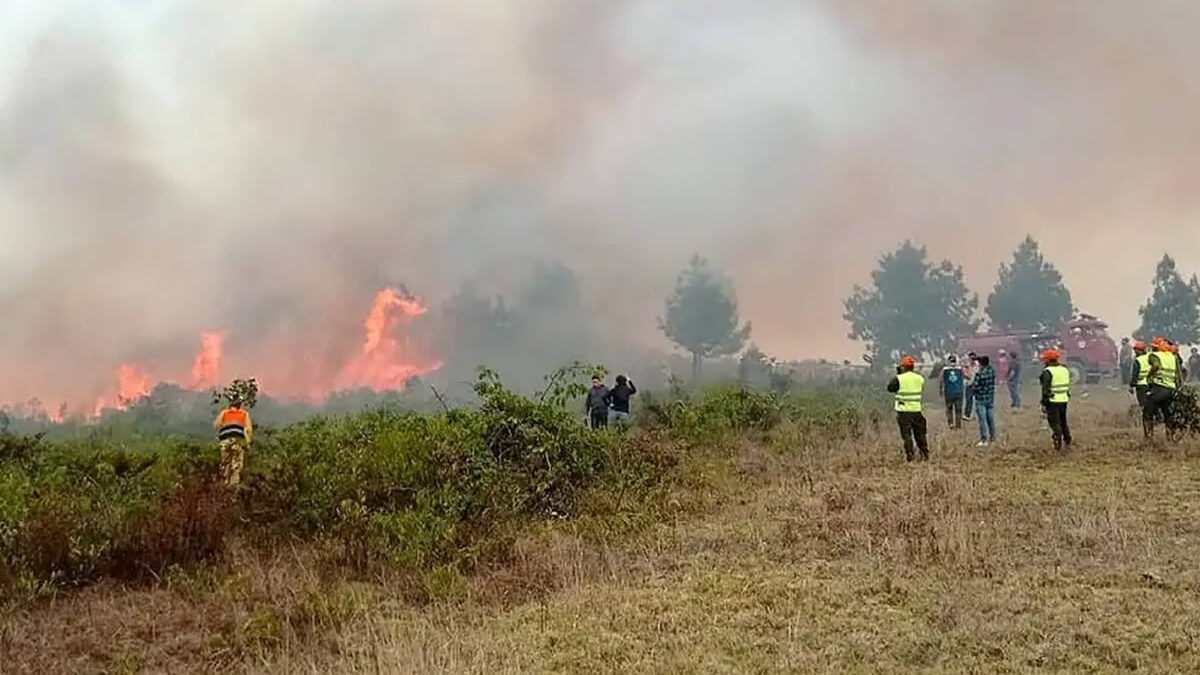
[7,388,1200,673]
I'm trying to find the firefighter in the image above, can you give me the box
[214,397,253,488]
[887,356,929,462]
[1146,337,1182,440]
[1039,349,1073,450]
[1128,341,1153,438]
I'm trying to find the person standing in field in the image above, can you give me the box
[939,354,964,429]
[608,374,637,425]
[1128,341,1153,438]
[585,375,611,430]
[1039,349,1072,450]
[887,356,929,462]
[1007,349,1023,409]
[973,355,997,446]
[962,352,978,421]
[215,399,252,488]
[1146,338,1182,440]
[1189,347,1200,383]
[1119,337,1134,385]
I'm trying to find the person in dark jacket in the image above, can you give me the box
[887,356,929,461]
[973,355,997,446]
[939,355,964,429]
[585,376,611,429]
[608,374,637,425]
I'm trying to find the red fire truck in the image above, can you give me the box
[958,315,1119,384]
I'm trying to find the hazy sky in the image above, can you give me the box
[3,0,1200,407]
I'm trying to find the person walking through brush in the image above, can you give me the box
[1129,341,1154,438]
[608,374,637,425]
[1146,338,1182,440]
[214,387,254,488]
[1007,349,1023,409]
[1039,349,1073,450]
[585,375,612,430]
[887,356,930,462]
[940,354,964,429]
[973,355,997,446]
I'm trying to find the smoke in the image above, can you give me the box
[3,0,1200,409]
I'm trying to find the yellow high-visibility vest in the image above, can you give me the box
[1045,365,1070,403]
[894,371,925,412]
[1135,353,1151,386]
[1153,351,1179,389]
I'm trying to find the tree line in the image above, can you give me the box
[652,237,1200,376]
[841,237,1200,365]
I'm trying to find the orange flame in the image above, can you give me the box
[191,331,225,389]
[336,288,442,391]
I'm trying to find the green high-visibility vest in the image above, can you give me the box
[894,371,925,412]
[1153,351,1179,389]
[1135,353,1151,386]
[1045,364,1070,403]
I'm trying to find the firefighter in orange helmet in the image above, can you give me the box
[887,356,929,461]
[1146,337,1182,440]
[214,383,255,488]
[1039,349,1072,450]
[1129,341,1153,438]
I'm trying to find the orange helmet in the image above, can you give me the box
[1041,349,1060,362]
[900,356,916,369]
[1133,341,1146,351]
[1153,337,1168,350]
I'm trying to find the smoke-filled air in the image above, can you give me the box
[3,1,1200,418]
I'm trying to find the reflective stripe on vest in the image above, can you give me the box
[1154,351,1179,389]
[894,371,925,412]
[218,408,249,440]
[1135,353,1152,386]
[1045,365,1070,403]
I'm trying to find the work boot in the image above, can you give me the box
[905,451,915,462]
[1052,436,1063,451]
[919,451,930,461]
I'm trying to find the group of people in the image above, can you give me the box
[585,374,637,429]
[888,349,1073,461]
[935,350,1023,447]
[1126,338,1190,440]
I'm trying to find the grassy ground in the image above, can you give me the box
[8,387,1200,673]
[283,389,1200,674]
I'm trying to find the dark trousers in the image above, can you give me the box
[589,408,609,430]
[944,397,962,429]
[963,385,975,418]
[1146,385,1177,438]
[897,411,929,461]
[1045,402,1072,449]
[1134,385,1152,436]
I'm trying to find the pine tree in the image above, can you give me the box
[1135,255,1200,343]
[986,236,1075,332]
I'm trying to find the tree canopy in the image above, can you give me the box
[660,255,751,378]
[985,236,1074,332]
[843,241,980,366]
[1134,254,1200,343]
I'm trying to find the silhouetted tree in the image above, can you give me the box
[986,236,1074,332]
[660,255,751,379]
[843,241,979,367]
[1134,255,1200,343]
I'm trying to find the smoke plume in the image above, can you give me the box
[3,1,1200,410]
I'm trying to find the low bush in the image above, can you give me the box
[0,370,864,597]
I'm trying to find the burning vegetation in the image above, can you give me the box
[11,287,441,423]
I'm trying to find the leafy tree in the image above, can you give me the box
[1134,254,1200,343]
[843,241,980,367]
[985,236,1074,332]
[660,255,752,379]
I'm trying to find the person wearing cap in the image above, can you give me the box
[887,356,930,461]
[1146,337,1182,440]
[1039,349,1073,450]
[939,354,965,429]
[1129,341,1154,438]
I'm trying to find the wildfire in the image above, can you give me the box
[191,331,225,389]
[17,286,442,423]
[336,288,442,391]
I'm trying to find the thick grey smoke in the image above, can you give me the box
[3,0,1200,408]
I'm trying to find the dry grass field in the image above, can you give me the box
[7,387,1200,674]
